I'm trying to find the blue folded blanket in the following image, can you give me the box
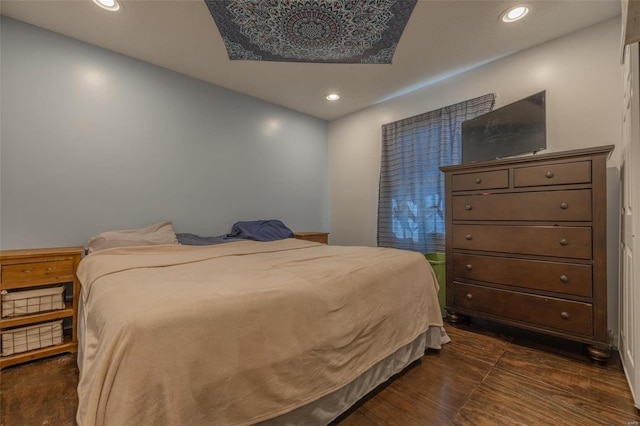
[177,220,294,246]
[227,219,294,241]
[176,233,242,246]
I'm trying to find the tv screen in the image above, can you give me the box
[461,91,546,164]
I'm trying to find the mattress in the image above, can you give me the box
[76,239,445,425]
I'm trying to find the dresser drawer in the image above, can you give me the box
[1,259,74,283]
[453,254,592,297]
[452,225,592,259]
[514,160,591,187]
[452,190,592,221]
[451,169,509,191]
[453,282,593,336]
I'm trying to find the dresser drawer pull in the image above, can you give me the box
[559,239,568,246]
[465,204,473,211]
[560,275,569,283]
[22,269,33,274]
[465,264,473,270]
[46,267,56,272]
[466,293,473,301]
[545,171,554,178]
[560,311,570,320]
[560,202,569,209]
[474,177,482,184]
[465,234,473,240]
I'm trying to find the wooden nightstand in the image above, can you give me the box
[0,247,83,369]
[294,232,329,245]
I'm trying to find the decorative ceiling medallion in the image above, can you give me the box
[204,0,418,64]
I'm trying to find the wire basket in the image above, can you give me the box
[1,285,65,317]
[1,320,64,356]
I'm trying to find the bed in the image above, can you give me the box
[76,237,446,426]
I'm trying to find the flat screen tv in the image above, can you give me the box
[461,91,546,164]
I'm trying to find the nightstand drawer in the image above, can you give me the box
[514,160,591,187]
[451,169,509,191]
[1,260,74,284]
[452,190,592,221]
[452,225,592,259]
[453,282,593,336]
[294,232,329,245]
[452,254,592,297]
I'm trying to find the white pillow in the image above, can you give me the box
[86,221,178,253]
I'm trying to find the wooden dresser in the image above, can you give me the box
[440,145,614,361]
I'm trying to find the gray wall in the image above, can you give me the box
[0,17,329,249]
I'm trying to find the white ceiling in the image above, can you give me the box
[0,0,621,121]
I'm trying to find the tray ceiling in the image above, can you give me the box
[205,0,417,64]
[0,1,621,120]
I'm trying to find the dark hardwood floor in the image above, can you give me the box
[2,321,639,425]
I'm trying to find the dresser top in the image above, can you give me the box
[0,246,84,261]
[440,145,614,173]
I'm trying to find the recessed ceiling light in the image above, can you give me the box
[326,93,340,101]
[500,5,529,23]
[93,0,120,12]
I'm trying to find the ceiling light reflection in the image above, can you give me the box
[93,0,120,12]
[501,5,529,23]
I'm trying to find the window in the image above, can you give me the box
[377,93,495,253]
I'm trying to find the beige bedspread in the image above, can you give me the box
[76,239,443,426]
